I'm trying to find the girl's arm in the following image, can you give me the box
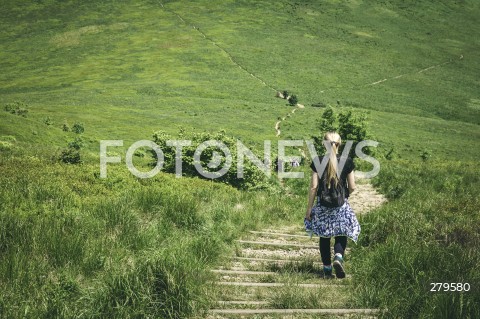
[347,171,356,194]
[305,171,319,220]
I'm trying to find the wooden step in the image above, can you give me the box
[249,231,311,239]
[216,282,342,288]
[237,240,317,249]
[232,256,320,264]
[210,308,380,315]
[216,301,269,306]
[212,269,276,275]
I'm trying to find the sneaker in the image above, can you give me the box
[333,255,346,279]
[323,265,332,278]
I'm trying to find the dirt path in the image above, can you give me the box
[274,103,303,137]
[159,1,277,92]
[208,183,386,318]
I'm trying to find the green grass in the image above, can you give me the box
[0,156,302,318]
[0,0,479,318]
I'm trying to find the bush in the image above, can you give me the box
[319,107,336,132]
[288,95,298,106]
[312,107,375,157]
[44,116,54,126]
[62,122,70,132]
[67,137,84,150]
[282,90,289,99]
[152,129,276,190]
[312,102,327,108]
[0,141,13,151]
[4,101,28,117]
[59,148,81,164]
[72,123,84,134]
[420,149,431,161]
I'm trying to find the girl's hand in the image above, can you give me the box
[305,210,311,221]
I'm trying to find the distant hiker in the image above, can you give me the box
[304,131,360,278]
[275,157,283,173]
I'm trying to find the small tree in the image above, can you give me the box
[312,108,374,158]
[288,95,298,106]
[67,137,84,150]
[282,90,289,99]
[338,109,371,156]
[312,107,336,149]
[72,122,85,134]
[60,148,81,164]
[319,107,336,132]
[62,121,70,132]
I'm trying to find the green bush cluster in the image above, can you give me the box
[280,90,299,106]
[59,125,85,164]
[312,107,374,157]
[152,129,277,191]
[288,94,298,106]
[4,101,28,117]
[72,123,85,134]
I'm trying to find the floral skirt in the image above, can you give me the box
[305,198,361,242]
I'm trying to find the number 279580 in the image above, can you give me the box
[430,283,470,292]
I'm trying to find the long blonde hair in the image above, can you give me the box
[324,132,341,187]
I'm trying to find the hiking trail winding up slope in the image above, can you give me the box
[208,182,386,318]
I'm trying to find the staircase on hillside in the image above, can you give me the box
[207,227,380,318]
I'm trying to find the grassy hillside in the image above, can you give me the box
[1,0,479,318]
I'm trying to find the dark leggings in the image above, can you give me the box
[319,236,347,265]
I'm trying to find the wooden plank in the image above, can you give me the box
[212,269,276,275]
[210,308,380,315]
[232,256,321,263]
[249,231,312,239]
[216,301,269,305]
[237,240,318,249]
[216,282,339,288]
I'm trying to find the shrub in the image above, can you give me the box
[288,95,298,106]
[4,101,29,117]
[0,135,16,143]
[282,90,289,99]
[44,116,54,126]
[152,129,276,190]
[67,137,84,150]
[62,122,70,132]
[312,102,327,108]
[59,148,81,164]
[72,123,84,134]
[0,141,13,151]
[311,107,375,157]
[319,107,336,132]
[420,149,431,161]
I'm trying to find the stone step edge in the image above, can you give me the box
[237,240,317,249]
[209,308,380,315]
[212,269,276,275]
[216,301,269,305]
[249,231,312,239]
[216,282,344,288]
[231,256,321,264]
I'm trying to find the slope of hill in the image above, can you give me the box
[0,0,479,318]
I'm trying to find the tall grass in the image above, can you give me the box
[351,160,480,318]
[0,156,300,318]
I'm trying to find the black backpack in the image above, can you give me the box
[318,175,345,208]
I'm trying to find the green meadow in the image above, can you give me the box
[1,0,479,318]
